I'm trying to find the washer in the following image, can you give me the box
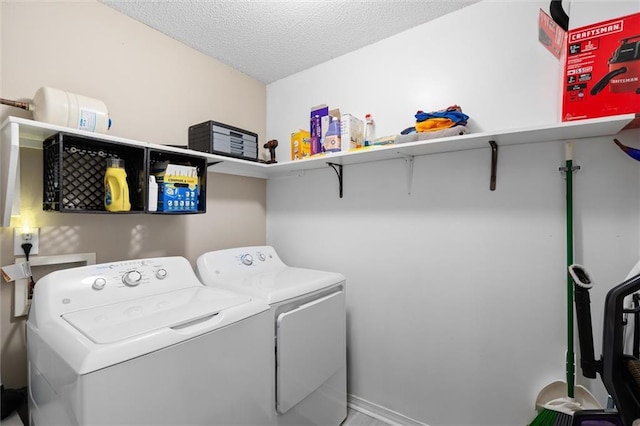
[27,256,272,426]
[196,246,347,426]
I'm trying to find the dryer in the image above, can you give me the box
[196,246,347,426]
[27,256,272,426]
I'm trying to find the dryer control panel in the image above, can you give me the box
[196,246,346,305]
[198,246,287,282]
[239,249,272,267]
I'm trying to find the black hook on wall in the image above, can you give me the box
[489,140,498,191]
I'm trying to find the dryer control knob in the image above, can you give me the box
[240,254,253,266]
[92,277,107,290]
[123,270,142,286]
[258,253,266,262]
[155,269,168,280]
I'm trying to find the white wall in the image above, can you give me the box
[266,1,640,425]
[267,2,560,158]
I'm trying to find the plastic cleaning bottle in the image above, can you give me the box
[0,87,111,133]
[364,113,376,147]
[104,158,131,212]
[323,116,342,152]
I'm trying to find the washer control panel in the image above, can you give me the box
[34,257,199,316]
[88,259,170,291]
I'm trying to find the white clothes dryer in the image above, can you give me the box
[27,256,272,426]
[196,246,347,426]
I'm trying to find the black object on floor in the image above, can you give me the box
[1,385,28,420]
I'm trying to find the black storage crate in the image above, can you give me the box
[148,149,207,214]
[43,132,146,213]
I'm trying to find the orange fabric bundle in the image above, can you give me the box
[415,117,455,132]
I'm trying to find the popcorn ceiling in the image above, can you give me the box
[100,0,479,84]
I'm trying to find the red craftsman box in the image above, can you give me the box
[562,11,640,125]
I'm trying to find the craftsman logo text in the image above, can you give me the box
[570,20,623,41]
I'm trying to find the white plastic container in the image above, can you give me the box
[148,175,158,212]
[31,87,110,133]
[364,113,375,147]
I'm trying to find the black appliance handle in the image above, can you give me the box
[590,67,628,96]
[550,0,569,31]
[602,273,640,426]
[570,264,600,379]
[633,294,640,359]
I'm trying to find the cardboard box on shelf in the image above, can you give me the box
[562,11,640,127]
[153,163,199,212]
[340,114,363,152]
[538,8,566,60]
[310,105,344,155]
[291,129,311,160]
[310,104,329,155]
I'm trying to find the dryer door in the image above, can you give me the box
[276,290,345,414]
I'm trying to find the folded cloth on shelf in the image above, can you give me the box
[414,105,469,132]
[395,125,467,144]
[415,117,455,132]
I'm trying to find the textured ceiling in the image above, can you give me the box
[100,0,480,84]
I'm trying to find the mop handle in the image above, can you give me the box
[565,141,576,399]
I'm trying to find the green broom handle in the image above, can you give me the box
[565,142,575,399]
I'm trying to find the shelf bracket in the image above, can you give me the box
[489,140,498,191]
[326,162,343,198]
[399,154,414,195]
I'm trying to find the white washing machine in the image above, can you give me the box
[27,256,273,426]
[196,246,347,426]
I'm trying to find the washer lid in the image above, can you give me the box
[227,267,344,304]
[62,287,250,344]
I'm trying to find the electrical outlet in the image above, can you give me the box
[14,227,40,256]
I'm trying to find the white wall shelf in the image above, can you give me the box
[258,113,636,197]
[1,114,636,225]
[258,113,636,177]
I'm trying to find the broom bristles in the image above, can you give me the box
[529,407,573,426]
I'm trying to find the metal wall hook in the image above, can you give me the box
[489,140,498,191]
[559,164,581,174]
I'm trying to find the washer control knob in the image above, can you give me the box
[155,269,168,280]
[258,253,266,262]
[92,277,107,290]
[123,270,142,286]
[240,254,253,266]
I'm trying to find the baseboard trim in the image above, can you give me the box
[347,394,428,426]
